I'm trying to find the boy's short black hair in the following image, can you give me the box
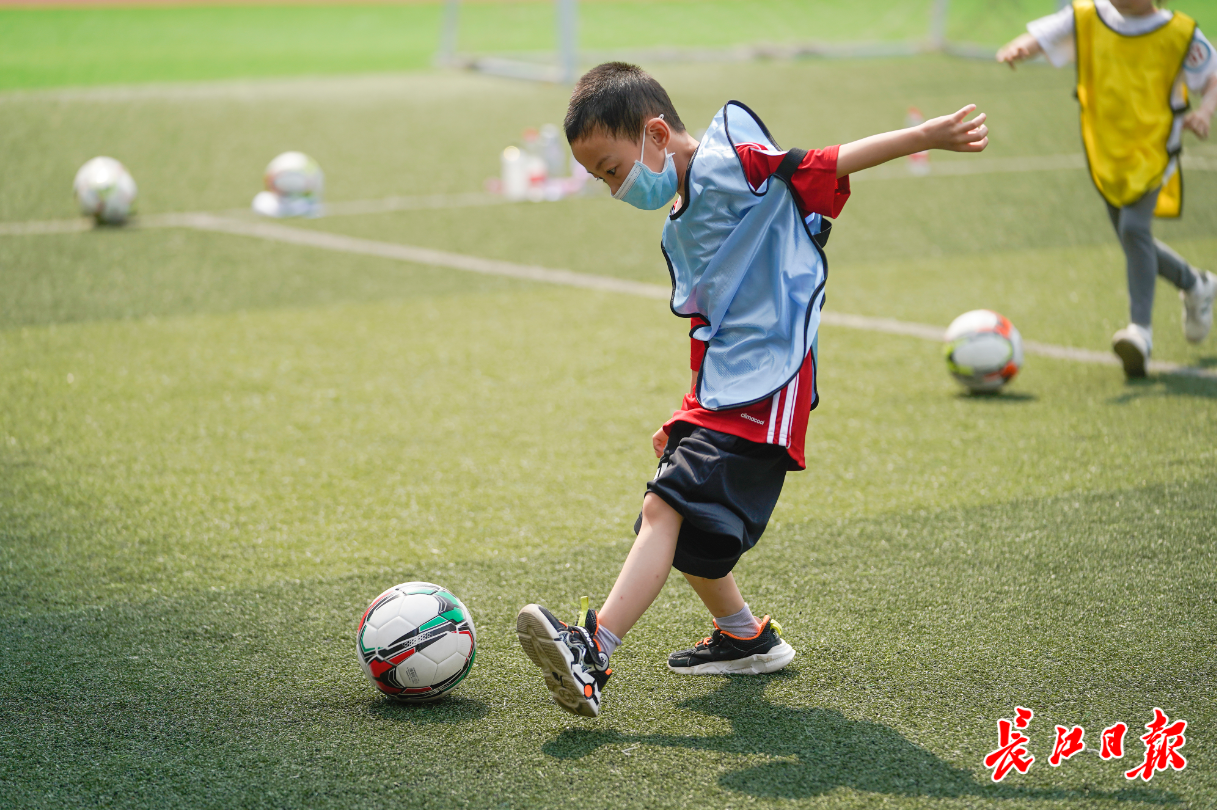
[564,62,685,145]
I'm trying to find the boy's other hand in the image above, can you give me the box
[652,427,668,458]
[997,33,1042,69]
[923,106,989,153]
[1184,111,1210,140]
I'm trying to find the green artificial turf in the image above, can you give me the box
[2,35,1217,810]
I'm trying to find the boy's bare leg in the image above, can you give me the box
[682,572,746,618]
[597,493,682,638]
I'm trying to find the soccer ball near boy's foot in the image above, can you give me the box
[668,616,795,675]
[516,602,611,717]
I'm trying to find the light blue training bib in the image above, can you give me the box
[661,101,829,411]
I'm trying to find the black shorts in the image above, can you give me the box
[633,422,788,579]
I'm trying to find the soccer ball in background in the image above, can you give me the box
[252,151,324,218]
[73,157,137,224]
[356,581,476,702]
[943,309,1024,393]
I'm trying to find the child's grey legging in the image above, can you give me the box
[1106,186,1197,328]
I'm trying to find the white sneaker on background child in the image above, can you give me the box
[1182,270,1216,344]
[1112,323,1153,378]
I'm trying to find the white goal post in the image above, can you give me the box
[437,0,579,84]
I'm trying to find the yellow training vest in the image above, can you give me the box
[1074,0,1195,217]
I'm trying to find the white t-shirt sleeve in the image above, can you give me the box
[1027,6,1076,68]
[1184,28,1217,93]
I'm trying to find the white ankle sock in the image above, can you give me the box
[594,624,621,658]
[715,604,760,637]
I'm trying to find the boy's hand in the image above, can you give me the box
[1184,112,1210,140]
[921,105,989,153]
[652,427,668,458]
[997,33,1043,69]
[836,104,988,176]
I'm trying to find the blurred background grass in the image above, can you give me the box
[8,0,1205,91]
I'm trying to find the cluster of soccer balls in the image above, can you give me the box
[72,151,324,225]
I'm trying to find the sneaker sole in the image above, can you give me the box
[668,641,796,676]
[516,605,599,717]
[1112,338,1147,378]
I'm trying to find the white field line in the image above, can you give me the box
[0,218,96,235]
[3,206,1214,380]
[167,214,1215,381]
[169,213,674,301]
[6,150,1214,237]
[0,193,509,236]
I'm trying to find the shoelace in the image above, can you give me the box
[561,623,607,670]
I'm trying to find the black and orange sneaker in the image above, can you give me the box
[668,615,795,675]
[517,597,612,717]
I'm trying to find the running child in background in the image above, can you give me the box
[999,0,1217,377]
[516,62,989,718]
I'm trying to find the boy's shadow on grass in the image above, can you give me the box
[544,674,1177,804]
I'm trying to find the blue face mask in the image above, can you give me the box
[613,118,678,210]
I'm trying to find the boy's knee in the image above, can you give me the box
[641,492,681,529]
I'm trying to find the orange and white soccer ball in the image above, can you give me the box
[943,309,1023,393]
[73,156,137,224]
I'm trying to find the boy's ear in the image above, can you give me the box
[645,116,672,150]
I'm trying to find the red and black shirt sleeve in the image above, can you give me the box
[690,316,709,371]
[734,142,850,219]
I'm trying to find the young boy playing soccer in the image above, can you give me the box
[516,62,988,717]
[999,0,1217,377]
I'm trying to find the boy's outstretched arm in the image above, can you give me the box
[996,33,1043,69]
[836,105,988,177]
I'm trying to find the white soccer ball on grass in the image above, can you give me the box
[943,309,1024,393]
[356,581,477,702]
[73,156,137,224]
[253,151,325,217]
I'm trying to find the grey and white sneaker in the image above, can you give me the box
[517,599,611,717]
[1182,270,1216,344]
[1112,324,1152,378]
[668,615,796,675]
